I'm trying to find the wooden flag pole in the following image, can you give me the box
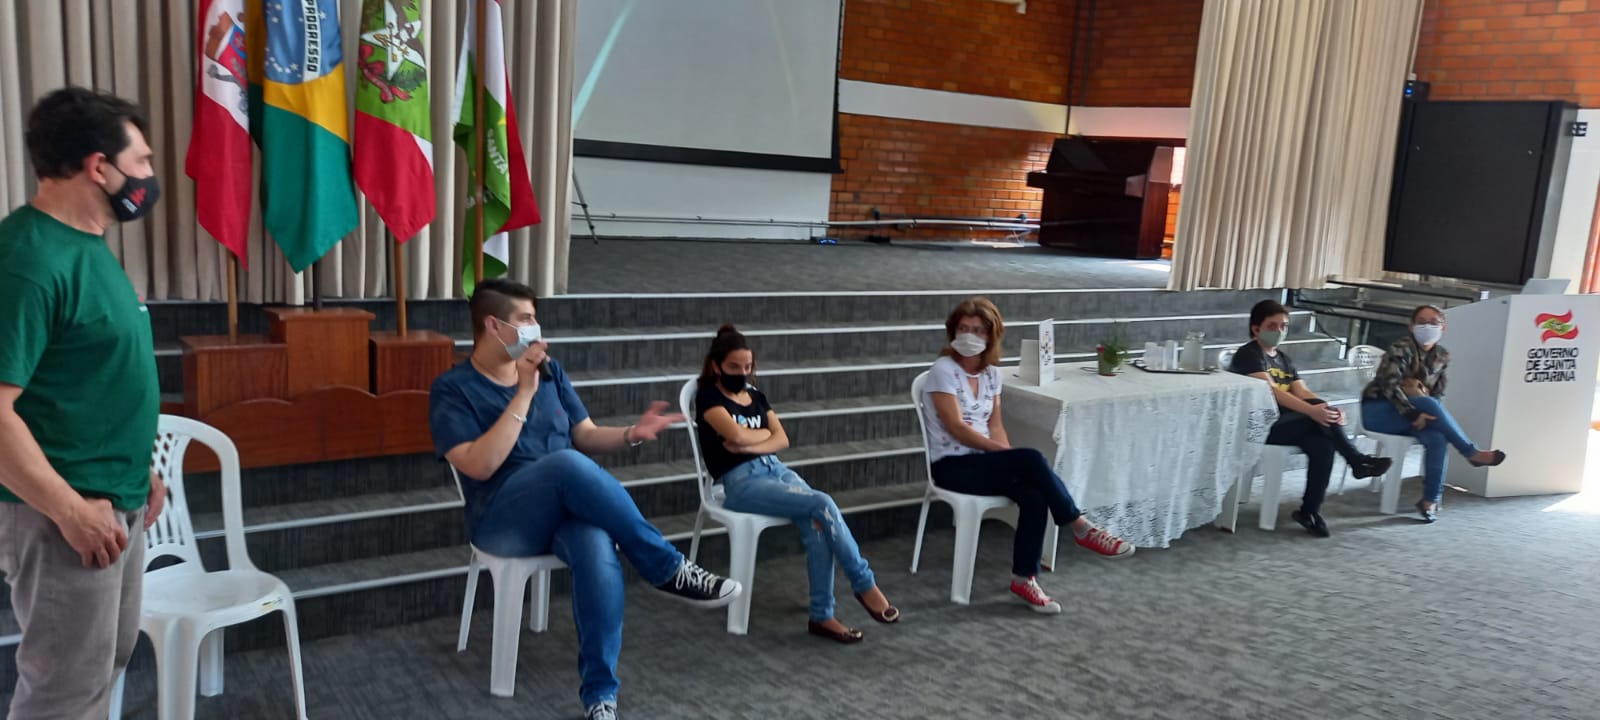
[473,0,488,286]
[392,232,409,337]
[226,254,239,343]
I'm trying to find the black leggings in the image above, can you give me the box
[1265,399,1365,515]
[931,448,1084,577]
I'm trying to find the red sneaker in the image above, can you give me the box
[1074,527,1135,559]
[1009,577,1062,614]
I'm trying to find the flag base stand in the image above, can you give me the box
[171,308,445,473]
[179,334,290,418]
[369,330,456,395]
[265,307,378,396]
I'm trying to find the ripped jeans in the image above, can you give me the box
[719,455,876,621]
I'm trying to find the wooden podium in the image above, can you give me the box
[1443,293,1599,497]
[265,307,375,395]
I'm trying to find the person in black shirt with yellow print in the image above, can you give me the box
[1229,300,1392,537]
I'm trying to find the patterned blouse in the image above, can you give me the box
[1361,335,1448,419]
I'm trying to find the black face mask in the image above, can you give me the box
[102,162,160,222]
[718,372,748,393]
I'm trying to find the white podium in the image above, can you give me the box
[1444,293,1599,497]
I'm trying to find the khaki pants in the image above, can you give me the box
[0,501,144,720]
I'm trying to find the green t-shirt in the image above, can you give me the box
[0,204,158,511]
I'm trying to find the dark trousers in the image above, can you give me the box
[1265,399,1366,515]
[931,448,1084,577]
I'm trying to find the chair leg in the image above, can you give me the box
[1378,439,1407,514]
[949,506,985,605]
[688,508,707,565]
[1040,519,1059,572]
[198,630,224,698]
[725,526,760,635]
[489,565,533,698]
[910,493,933,574]
[1240,475,1253,504]
[458,554,481,653]
[279,603,310,720]
[1258,452,1286,531]
[528,569,552,633]
[108,668,126,720]
[152,620,201,720]
[1218,472,1243,532]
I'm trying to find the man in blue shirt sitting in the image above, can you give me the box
[429,279,741,720]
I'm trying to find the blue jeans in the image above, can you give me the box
[931,448,1083,577]
[1361,396,1480,504]
[719,456,876,622]
[470,449,686,708]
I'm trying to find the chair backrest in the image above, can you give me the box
[1217,346,1237,373]
[147,415,254,574]
[1349,344,1385,383]
[909,371,936,486]
[678,378,717,507]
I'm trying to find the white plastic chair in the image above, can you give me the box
[108,415,307,720]
[908,371,1058,605]
[1339,344,1417,512]
[680,379,787,635]
[449,466,567,697]
[1219,444,1298,532]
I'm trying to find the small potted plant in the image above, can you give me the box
[1096,335,1128,376]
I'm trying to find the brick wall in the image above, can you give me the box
[831,0,1202,235]
[832,114,1056,227]
[839,0,1075,105]
[1079,0,1205,107]
[1413,0,1600,105]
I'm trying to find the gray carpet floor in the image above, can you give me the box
[565,239,1173,293]
[93,443,1600,720]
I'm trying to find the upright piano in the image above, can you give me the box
[1026,137,1180,260]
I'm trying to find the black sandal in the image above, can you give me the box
[855,591,900,624]
[1469,450,1507,468]
[808,620,864,644]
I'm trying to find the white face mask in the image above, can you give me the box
[1412,324,1443,347]
[498,319,542,360]
[950,332,987,358]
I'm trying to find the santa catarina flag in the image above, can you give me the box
[353,0,435,242]
[453,0,540,293]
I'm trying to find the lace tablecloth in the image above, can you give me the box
[1003,363,1278,548]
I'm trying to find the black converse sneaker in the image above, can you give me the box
[586,701,618,720]
[653,560,742,608]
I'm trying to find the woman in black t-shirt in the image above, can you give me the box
[694,325,898,643]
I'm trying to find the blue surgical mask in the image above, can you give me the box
[497,319,541,360]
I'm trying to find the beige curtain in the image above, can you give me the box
[1170,0,1424,291]
[0,0,575,302]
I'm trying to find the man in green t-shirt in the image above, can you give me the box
[0,87,165,719]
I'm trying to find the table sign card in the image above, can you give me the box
[1038,319,1055,382]
[1018,340,1040,384]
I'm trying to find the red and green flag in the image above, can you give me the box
[353,0,435,242]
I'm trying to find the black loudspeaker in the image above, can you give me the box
[1384,100,1576,285]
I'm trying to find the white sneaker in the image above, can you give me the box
[586,701,618,720]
